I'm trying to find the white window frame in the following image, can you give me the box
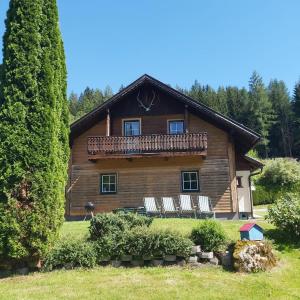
[101,173,117,194]
[168,120,184,134]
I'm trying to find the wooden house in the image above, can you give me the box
[67,74,263,219]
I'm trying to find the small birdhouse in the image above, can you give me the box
[239,223,264,241]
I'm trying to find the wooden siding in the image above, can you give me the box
[68,110,236,215]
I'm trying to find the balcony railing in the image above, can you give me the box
[87,133,207,159]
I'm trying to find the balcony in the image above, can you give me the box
[87,133,207,160]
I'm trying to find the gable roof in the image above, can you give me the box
[239,223,263,232]
[70,74,261,153]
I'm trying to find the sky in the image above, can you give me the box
[0,0,300,95]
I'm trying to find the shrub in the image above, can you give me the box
[266,193,300,237]
[43,239,97,271]
[233,240,277,272]
[89,213,127,240]
[254,158,300,204]
[190,220,228,252]
[89,212,152,240]
[117,212,153,228]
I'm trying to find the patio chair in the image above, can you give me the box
[161,197,179,217]
[178,194,197,218]
[143,197,161,217]
[197,195,216,218]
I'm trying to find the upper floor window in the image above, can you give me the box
[123,120,141,136]
[168,120,184,134]
[237,176,243,188]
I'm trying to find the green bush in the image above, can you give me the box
[43,239,97,271]
[267,193,300,237]
[253,158,300,205]
[190,220,228,252]
[89,212,152,240]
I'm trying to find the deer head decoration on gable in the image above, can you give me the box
[136,89,159,112]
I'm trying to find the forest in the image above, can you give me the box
[69,71,300,159]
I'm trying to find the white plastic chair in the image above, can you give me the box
[178,194,197,218]
[197,195,215,218]
[144,197,161,217]
[161,197,179,217]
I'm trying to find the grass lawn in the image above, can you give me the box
[0,219,299,300]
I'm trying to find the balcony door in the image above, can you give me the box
[123,119,141,153]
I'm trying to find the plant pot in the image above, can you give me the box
[164,255,177,262]
[131,260,144,267]
[152,259,164,267]
[121,255,132,262]
[111,260,122,268]
[200,252,214,259]
[191,245,201,255]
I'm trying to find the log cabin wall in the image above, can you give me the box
[68,109,237,217]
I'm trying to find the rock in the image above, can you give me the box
[151,259,164,267]
[131,260,144,267]
[209,257,219,265]
[111,260,122,268]
[191,245,201,255]
[15,267,29,275]
[188,256,198,263]
[164,255,177,262]
[121,255,132,262]
[177,259,187,267]
[200,252,214,259]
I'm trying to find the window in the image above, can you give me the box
[101,174,117,194]
[181,171,199,192]
[168,120,184,134]
[123,120,141,136]
[237,176,243,188]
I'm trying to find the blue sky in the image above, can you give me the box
[0,0,300,95]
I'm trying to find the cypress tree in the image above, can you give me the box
[0,0,69,266]
[292,81,300,157]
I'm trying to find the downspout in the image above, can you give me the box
[249,168,263,219]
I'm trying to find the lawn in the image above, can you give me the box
[0,219,299,300]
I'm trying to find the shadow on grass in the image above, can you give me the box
[264,228,300,252]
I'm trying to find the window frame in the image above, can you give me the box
[181,170,200,193]
[122,118,142,136]
[168,119,185,135]
[100,173,118,194]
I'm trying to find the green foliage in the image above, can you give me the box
[190,220,228,252]
[267,193,300,237]
[233,240,277,273]
[43,239,97,271]
[253,185,274,205]
[0,0,69,265]
[292,81,300,157]
[89,212,153,240]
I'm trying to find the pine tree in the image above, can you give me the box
[248,71,274,158]
[268,80,292,157]
[292,81,300,157]
[0,0,69,266]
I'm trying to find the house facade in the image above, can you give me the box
[67,75,262,219]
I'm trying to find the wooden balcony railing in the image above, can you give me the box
[87,133,207,159]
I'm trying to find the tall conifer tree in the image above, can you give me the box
[292,81,300,157]
[0,0,69,265]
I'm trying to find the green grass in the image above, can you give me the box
[0,219,299,300]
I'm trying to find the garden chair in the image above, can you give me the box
[197,195,216,218]
[178,194,197,218]
[143,197,161,217]
[161,197,179,217]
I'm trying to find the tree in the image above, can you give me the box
[292,81,300,157]
[0,0,69,266]
[248,71,274,158]
[268,80,293,157]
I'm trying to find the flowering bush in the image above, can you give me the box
[267,193,300,237]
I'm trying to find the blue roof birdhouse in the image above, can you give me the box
[239,223,264,241]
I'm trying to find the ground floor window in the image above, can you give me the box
[181,171,199,192]
[100,173,117,194]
